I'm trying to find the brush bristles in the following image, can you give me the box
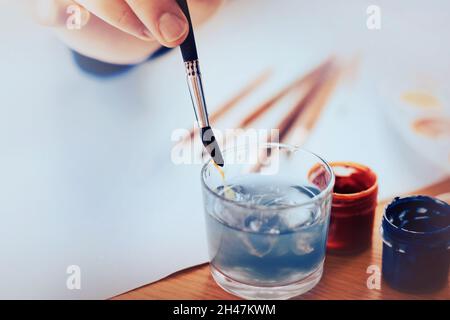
[200,126,224,167]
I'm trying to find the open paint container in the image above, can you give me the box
[326,162,378,253]
[381,196,450,292]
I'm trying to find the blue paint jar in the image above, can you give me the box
[381,195,450,292]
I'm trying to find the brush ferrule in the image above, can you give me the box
[185,60,209,128]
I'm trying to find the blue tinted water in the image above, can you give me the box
[205,177,329,286]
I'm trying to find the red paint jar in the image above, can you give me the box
[326,162,378,254]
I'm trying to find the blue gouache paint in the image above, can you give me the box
[381,196,450,292]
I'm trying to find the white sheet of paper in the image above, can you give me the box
[0,0,448,299]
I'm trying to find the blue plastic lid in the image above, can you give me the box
[382,195,450,245]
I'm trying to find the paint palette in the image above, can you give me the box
[378,71,450,173]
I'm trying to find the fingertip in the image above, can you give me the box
[78,6,91,27]
[157,12,189,47]
[35,0,90,29]
[162,29,189,48]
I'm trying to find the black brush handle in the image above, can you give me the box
[176,0,199,62]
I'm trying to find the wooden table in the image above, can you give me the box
[115,178,450,300]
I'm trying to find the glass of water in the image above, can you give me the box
[201,143,334,299]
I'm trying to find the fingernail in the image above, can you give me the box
[158,12,188,43]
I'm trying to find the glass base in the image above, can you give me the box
[210,263,324,300]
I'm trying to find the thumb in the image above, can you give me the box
[34,0,90,28]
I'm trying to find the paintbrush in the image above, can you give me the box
[176,0,224,166]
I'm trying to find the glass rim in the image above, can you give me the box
[200,143,335,211]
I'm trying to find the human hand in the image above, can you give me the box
[34,0,223,64]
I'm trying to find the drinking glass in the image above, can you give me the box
[201,143,334,299]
